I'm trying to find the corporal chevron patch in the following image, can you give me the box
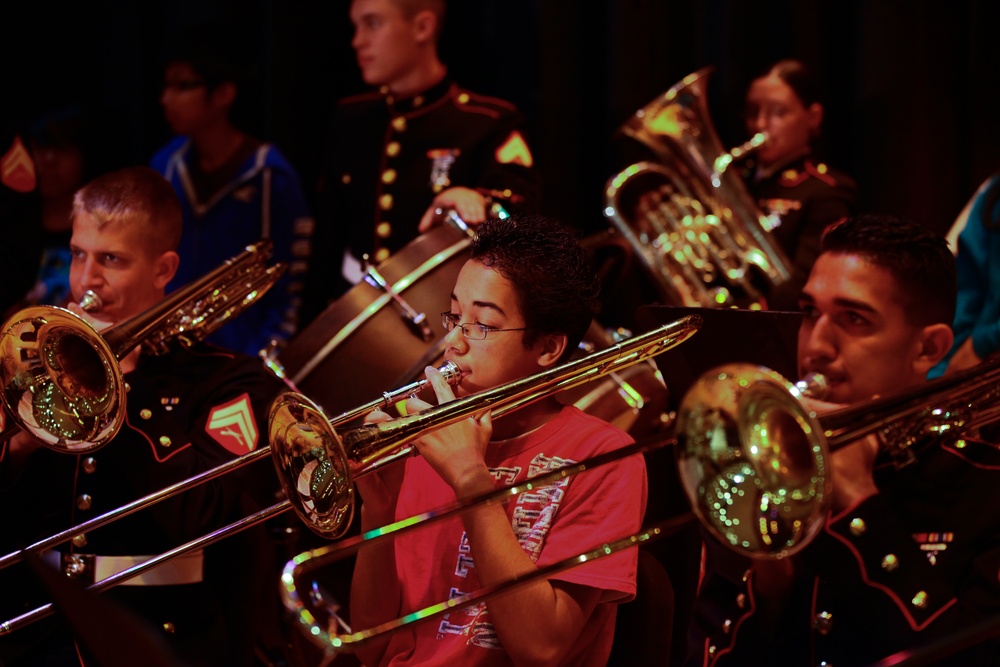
[495,131,533,167]
[2,135,36,193]
[206,393,258,455]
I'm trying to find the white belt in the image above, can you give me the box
[42,549,204,586]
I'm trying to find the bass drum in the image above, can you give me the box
[555,321,671,439]
[278,223,472,419]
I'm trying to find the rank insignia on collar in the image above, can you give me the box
[427,148,460,190]
[913,532,953,566]
[206,393,258,454]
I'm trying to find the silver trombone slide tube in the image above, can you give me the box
[324,360,461,425]
[0,360,461,572]
[279,431,690,653]
[0,448,272,571]
[0,501,291,635]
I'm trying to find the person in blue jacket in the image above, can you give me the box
[930,173,1000,378]
[150,23,314,357]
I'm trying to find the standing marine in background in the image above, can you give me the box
[300,0,541,327]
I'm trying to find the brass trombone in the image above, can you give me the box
[268,314,702,539]
[674,356,1000,559]
[0,240,285,453]
[0,314,701,633]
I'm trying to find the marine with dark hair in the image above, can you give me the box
[351,214,646,666]
[685,214,1000,666]
[742,58,858,310]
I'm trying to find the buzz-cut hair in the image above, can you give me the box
[72,166,183,256]
[820,214,956,327]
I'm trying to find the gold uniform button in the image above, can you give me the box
[376,222,392,238]
[955,439,967,449]
[381,169,397,184]
[124,382,131,393]
[379,194,394,211]
[783,169,798,180]
[817,163,829,174]
[391,116,407,132]
[341,173,352,185]
[849,518,866,536]
[140,409,152,420]
[77,494,92,511]
[881,554,899,571]
[72,533,88,548]
[163,622,176,634]
[814,611,833,635]
[159,436,172,447]
[736,593,746,609]
[413,95,425,108]
[457,93,470,104]
[722,619,732,634]
[374,248,391,263]
[82,457,97,474]
[386,141,400,157]
[912,591,929,609]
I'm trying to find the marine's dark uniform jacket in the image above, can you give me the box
[743,154,857,311]
[0,341,284,666]
[684,437,1000,666]
[301,76,541,326]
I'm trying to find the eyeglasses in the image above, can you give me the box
[440,312,526,340]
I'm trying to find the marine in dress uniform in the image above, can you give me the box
[684,435,1000,666]
[743,154,857,311]
[0,339,285,667]
[301,76,541,326]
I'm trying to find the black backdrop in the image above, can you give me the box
[6,0,1000,238]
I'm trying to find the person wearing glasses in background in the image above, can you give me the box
[151,22,314,357]
[351,215,646,666]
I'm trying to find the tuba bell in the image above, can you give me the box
[605,66,791,308]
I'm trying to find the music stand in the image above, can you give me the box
[635,305,802,410]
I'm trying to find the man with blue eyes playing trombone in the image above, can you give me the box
[351,215,647,667]
[0,166,285,666]
[685,214,1000,666]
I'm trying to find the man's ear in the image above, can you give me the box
[536,332,568,369]
[412,9,437,43]
[211,81,238,110]
[913,323,954,375]
[152,251,180,290]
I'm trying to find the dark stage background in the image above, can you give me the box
[5,0,1000,238]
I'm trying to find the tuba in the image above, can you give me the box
[605,66,791,308]
[0,240,285,453]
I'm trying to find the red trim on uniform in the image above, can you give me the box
[940,441,1000,470]
[707,568,758,666]
[123,413,193,463]
[824,521,958,630]
[805,161,837,187]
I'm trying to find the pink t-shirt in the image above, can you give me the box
[380,405,648,667]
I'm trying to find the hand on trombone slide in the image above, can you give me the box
[360,365,494,502]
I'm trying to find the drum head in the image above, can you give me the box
[279,224,472,418]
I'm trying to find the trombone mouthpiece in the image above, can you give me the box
[79,290,103,313]
[795,373,830,401]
